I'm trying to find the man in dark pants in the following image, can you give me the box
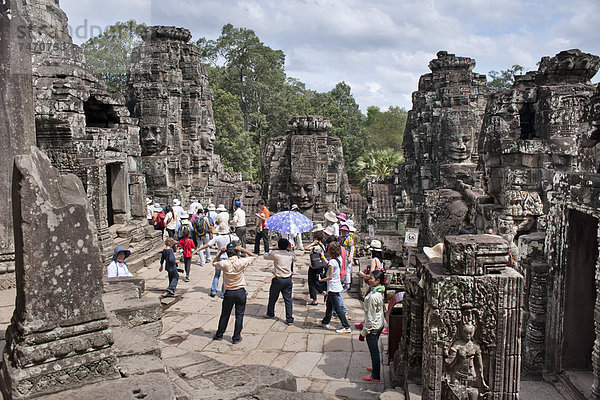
[231,200,247,248]
[212,244,258,344]
[254,199,270,254]
[264,238,296,325]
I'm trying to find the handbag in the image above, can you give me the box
[310,252,326,270]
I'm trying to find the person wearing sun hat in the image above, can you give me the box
[195,220,239,297]
[172,198,185,218]
[338,223,355,290]
[107,245,133,277]
[216,204,230,229]
[189,196,202,215]
[324,211,339,237]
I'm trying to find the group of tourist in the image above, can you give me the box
[111,200,387,383]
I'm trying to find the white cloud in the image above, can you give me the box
[61,0,600,111]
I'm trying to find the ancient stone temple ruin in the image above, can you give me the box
[398,235,523,400]
[17,0,147,264]
[263,115,350,218]
[127,26,260,209]
[394,51,489,245]
[381,48,600,399]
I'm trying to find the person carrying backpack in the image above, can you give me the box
[152,203,166,234]
[192,212,212,265]
[164,205,178,239]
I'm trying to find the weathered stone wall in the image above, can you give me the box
[0,0,36,289]
[127,25,260,212]
[20,0,145,262]
[263,115,350,219]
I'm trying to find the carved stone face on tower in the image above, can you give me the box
[290,181,315,211]
[199,127,216,152]
[141,125,166,155]
[441,114,473,162]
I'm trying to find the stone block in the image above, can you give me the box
[40,372,175,400]
[443,234,510,275]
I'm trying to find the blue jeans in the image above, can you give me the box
[215,288,246,342]
[211,267,225,295]
[366,328,383,380]
[322,292,350,328]
[198,233,211,263]
[167,269,179,293]
[266,277,293,323]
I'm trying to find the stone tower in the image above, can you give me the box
[263,115,350,219]
[128,26,217,203]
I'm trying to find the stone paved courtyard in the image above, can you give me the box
[138,250,387,399]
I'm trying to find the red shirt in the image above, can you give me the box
[177,238,195,258]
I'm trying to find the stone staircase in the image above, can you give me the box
[108,220,164,273]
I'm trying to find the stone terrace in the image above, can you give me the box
[138,251,388,400]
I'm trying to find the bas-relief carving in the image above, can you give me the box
[443,318,490,400]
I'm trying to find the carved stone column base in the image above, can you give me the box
[0,350,118,399]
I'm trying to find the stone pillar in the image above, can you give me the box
[0,0,36,289]
[420,235,523,400]
[0,148,118,398]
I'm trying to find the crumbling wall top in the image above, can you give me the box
[287,115,332,134]
[537,49,600,85]
[429,50,476,72]
[140,26,192,43]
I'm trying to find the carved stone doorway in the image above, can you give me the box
[562,209,598,397]
[106,163,126,226]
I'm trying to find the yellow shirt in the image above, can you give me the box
[214,256,257,290]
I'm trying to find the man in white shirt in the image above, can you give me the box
[263,238,296,325]
[189,196,202,215]
[195,222,239,297]
[172,199,185,218]
[231,201,247,248]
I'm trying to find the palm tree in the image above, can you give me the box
[354,148,404,185]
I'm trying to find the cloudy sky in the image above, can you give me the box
[61,0,600,111]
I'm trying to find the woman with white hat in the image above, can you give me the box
[356,239,388,334]
[172,199,185,218]
[324,211,339,237]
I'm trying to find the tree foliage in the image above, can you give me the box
[487,65,524,91]
[353,148,404,185]
[81,20,146,93]
[197,24,312,176]
[364,106,407,152]
[212,88,258,181]
[308,82,369,181]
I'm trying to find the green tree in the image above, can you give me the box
[81,20,146,93]
[212,88,258,181]
[365,106,407,151]
[487,64,524,91]
[197,24,315,174]
[354,148,404,185]
[310,82,369,182]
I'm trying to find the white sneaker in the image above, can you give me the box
[336,327,351,334]
[316,321,330,328]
